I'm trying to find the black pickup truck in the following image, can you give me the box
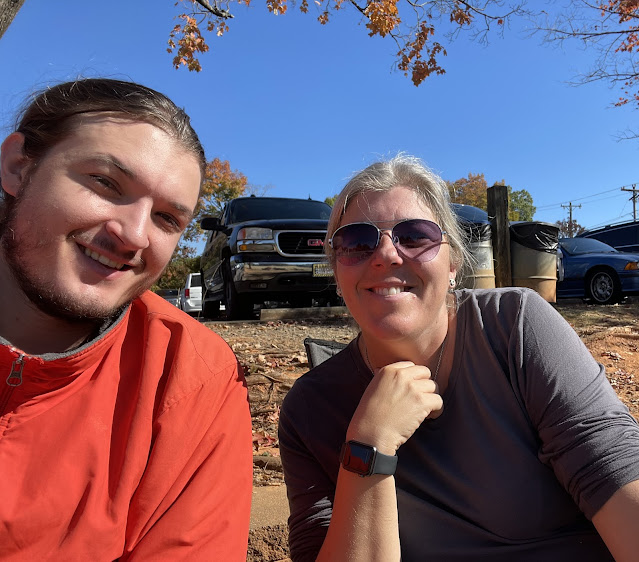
[199,196,337,319]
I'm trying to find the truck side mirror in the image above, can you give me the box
[200,216,221,230]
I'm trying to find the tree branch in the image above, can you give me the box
[193,0,234,19]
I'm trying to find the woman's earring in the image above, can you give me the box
[448,278,456,292]
[336,286,342,297]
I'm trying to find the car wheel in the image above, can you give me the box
[586,270,621,305]
[223,262,254,320]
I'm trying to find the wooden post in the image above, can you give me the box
[487,184,511,288]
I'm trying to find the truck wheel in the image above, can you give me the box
[290,295,313,308]
[223,263,254,320]
[203,299,220,319]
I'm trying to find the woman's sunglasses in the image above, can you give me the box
[329,219,447,266]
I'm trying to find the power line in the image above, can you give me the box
[536,186,627,211]
[536,192,626,211]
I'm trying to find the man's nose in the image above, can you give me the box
[105,203,151,251]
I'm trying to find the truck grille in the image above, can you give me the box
[277,231,327,256]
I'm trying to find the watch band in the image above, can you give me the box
[339,440,398,477]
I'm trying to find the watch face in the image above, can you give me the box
[343,442,375,475]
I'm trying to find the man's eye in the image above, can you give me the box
[157,213,181,231]
[90,175,117,191]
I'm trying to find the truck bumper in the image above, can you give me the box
[228,257,335,295]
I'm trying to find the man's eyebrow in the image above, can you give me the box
[87,154,136,179]
[170,202,196,221]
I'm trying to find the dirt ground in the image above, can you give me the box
[207,298,639,562]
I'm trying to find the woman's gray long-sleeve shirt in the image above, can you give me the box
[279,288,639,561]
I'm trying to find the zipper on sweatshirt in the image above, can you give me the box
[1,354,25,415]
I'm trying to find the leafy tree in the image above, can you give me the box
[3,1,637,101]
[508,188,535,221]
[325,194,337,207]
[168,0,529,85]
[157,156,259,288]
[555,218,586,238]
[182,157,249,245]
[153,251,200,290]
[538,1,639,135]
[447,173,489,209]
[447,173,535,221]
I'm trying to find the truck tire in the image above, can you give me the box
[223,262,254,320]
[203,298,220,319]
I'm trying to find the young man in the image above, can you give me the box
[0,79,253,560]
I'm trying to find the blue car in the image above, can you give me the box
[557,237,639,304]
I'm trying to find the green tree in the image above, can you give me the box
[325,194,337,207]
[508,188,536,221]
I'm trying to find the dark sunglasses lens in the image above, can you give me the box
[333,223,379,265]
[393,220,443,261]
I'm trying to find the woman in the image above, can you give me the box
[279,155,639,561]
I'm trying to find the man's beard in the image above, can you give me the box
[0,192,150,324]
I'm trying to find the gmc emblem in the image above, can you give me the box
[307,239,324,247]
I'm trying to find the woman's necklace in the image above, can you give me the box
[363,332,449,382]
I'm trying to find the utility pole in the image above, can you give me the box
[561,202,582,237]
[621,184,639,222]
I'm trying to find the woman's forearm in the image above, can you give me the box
[316,469,401,562]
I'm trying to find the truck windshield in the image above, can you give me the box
[229,198,332,223]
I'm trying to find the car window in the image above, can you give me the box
[157,289,179,297]
[586,224,639,250]
[229,198,332,223]
[190,273,202,287]
[560,237,618,255]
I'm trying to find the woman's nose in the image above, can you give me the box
[370,230,403,266]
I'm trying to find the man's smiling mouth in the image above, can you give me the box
[83,247,126,270]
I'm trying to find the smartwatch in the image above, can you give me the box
[339,440,398,477]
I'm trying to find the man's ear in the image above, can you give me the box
[0,133,29,197]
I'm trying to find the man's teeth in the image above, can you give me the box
[84,248,124,270]
[373,287,405,296]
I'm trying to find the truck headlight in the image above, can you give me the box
[238,227,273,240]
[237,227,275,252]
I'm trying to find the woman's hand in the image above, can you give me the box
[347,361,443,455]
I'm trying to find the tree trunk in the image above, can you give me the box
[0,0,26,40]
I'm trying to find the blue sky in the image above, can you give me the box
[1,0,637,232]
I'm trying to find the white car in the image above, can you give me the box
[180,273,203,314]
[156,288,180,307]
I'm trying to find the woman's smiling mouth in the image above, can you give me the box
[371,286,410,296]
